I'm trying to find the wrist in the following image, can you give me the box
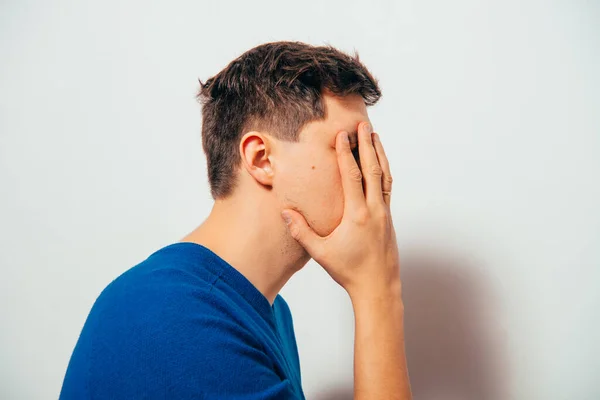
[347,278,403,308]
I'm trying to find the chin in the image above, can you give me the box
[314,222,337,238]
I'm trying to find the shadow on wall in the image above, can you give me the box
[314,245,508,400]
[314,387,354,400]
[402,247,508,400]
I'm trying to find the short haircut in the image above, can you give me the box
[197,40,382,199]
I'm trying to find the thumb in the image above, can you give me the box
[281,209,321,255]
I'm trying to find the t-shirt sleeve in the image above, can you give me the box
[84,291,298,399]
[176,314,297,399]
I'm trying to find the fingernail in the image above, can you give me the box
[341,131,349,143]
[281,211,292,225]
[363,122,372,133]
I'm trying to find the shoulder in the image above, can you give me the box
[89,258,257,344]
[82,261,290,398]
[85,255,269,367]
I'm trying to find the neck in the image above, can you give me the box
[180,192,310,305]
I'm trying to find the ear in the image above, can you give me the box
[239,131,274,188]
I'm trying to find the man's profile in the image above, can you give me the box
[59,40,411,399]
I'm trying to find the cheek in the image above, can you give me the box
[311,160,345,221]
[308,155,342,194]
[275,155,321,208]
[277,149,345,227]
[321,166,343,203]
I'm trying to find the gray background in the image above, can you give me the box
[1,0,599,399]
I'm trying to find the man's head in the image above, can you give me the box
[197,41,381,237]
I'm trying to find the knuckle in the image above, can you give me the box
[384,174,394,185]
[368,164,383,177]
[353,208,370,224]
[288,224,301,240]
[348,166,363,182]
[374,208,389,223]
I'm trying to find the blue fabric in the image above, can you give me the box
[60,242,305,399]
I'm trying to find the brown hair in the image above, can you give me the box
[196,40,382,200]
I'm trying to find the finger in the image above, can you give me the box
[357,121,384,208]
[336,130,366,213]
[281,209,324,258]
[372,131,393,208]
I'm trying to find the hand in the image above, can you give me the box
[281,121,400,296]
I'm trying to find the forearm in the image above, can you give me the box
[349,279,412,400]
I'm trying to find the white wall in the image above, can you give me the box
[1,0,598,399]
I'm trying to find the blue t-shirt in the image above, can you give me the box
[60,242,305,399]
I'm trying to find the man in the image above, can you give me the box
[60,40,412,399]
